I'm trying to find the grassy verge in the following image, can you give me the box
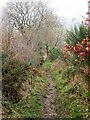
[50,69,89,119]
[8,91,42,118]
[42,59,89,118]
[4,67,49,118]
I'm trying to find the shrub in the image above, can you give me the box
[49,47,60,61]
[63,25,90,81]
[2,52,30,103]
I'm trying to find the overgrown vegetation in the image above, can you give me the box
[5,75,49,118]
[2,52,30,103]
[2,52,49,118]
[64,25,90,78]
[49,46,60,61]
[42,59,89,118]
[51,70,88,118]
[1,0,89,119]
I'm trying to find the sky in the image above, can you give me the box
[0,0,89,20]
[49,0,88,19]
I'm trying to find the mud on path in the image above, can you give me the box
[42,72,59,118]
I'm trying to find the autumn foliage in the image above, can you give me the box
[63,26,90,78]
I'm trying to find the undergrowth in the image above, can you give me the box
[42,59,89,119]
[50,69,89,119]
[2,55,89,119]
[8,73,49,118]
[2,52,49,118]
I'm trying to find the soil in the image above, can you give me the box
[42,72,59,118]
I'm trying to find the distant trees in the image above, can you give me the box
[2,0,64,64]
[3,1,47,34]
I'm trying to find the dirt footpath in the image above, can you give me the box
[42,72,59,118]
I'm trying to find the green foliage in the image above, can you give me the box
[2,52,30,103]
[72,105,82,119]
[8,91,42,118]
[64,25,90,67]
[4,62,49,118]
[50,69,88,118]
[49,47,60,61]
[61,65,83,81]
[64,25,88,65]
[65,25,88,46]
[42,60,52,70]
[59,50,68,63]
[63,24,90,83]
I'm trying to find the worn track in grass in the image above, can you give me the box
[42,72,59,118]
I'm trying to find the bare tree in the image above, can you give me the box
[2,1,48,34]
[2,0,64,63]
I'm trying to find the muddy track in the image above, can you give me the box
[42,72,59,118]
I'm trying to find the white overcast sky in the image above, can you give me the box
[0,0,89,20]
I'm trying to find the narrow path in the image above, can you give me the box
[42,72,59,118]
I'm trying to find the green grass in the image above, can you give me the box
[42,60,52,70]
[8,91,42,118]
[4,59,89,119]
[7,70,49,118]
[50,69,89,118]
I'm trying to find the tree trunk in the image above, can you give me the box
[46,44,49,57]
